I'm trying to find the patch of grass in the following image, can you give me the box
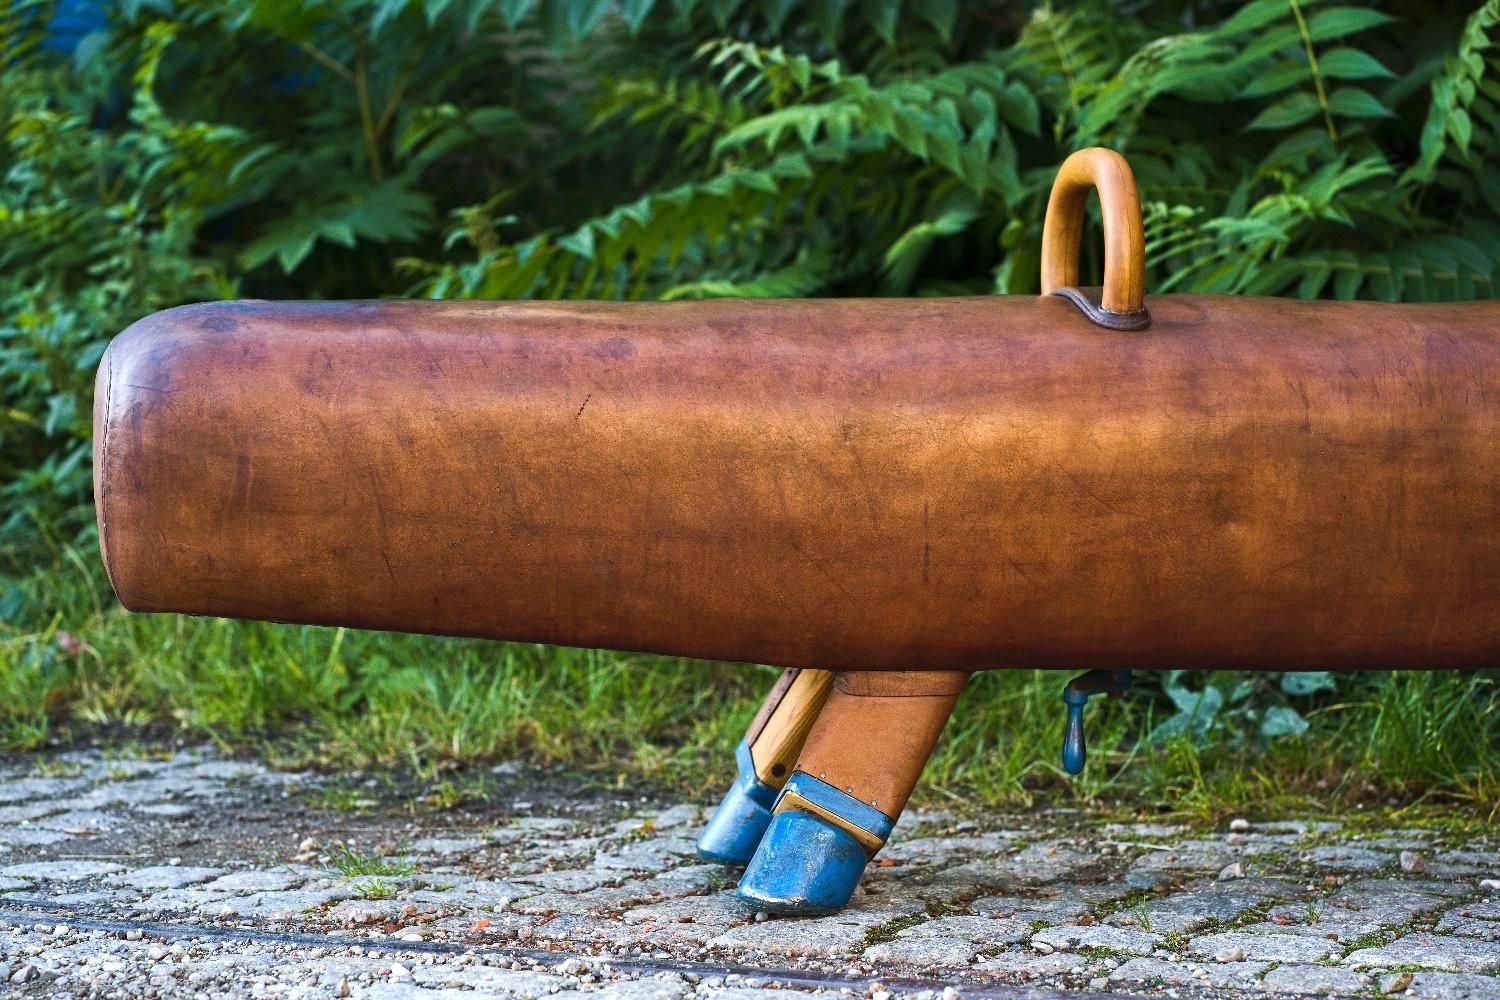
[3,550,1498,820]
[309,784,379,813]
[861,914,926,948]
[354,877,395,900]
[1340,930,1390,953]
[27,756,83,779]
[1093,886,1162,919]
[420,775,493,811]
[327,844,415,879]
[1,550,754,794]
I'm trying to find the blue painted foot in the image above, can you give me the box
[697,741,778,864]
[736,809,868,916]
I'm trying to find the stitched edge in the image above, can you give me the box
[834,671,969,697]
[96,341,124,602]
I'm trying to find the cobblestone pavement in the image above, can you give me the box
[0,748,1495,1000]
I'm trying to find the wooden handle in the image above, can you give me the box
[1040,147,1146,315]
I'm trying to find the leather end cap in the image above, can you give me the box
[92,338,119,599]
[92,303,226,613]
[736,809,868,916]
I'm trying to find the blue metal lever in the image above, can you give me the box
[1061,670,1132,774]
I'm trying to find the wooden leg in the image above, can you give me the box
[697,668,835,863]
[737,670,967,915]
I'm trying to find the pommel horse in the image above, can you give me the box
[93,150,1500,914]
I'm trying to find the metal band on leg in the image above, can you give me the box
[773,772,894,855]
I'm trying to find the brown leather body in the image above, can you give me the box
[94,294,1500,672]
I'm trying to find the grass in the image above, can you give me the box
[353,877,396,900]
[2,544,1497,821]
[327,844,416,878]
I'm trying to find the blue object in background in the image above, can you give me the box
[1060,669,1133,775]
[41,0,110,53]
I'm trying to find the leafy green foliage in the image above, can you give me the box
[1147,670,1338,744]
[407,0,1500,308]
[2,0,1497,802]
[1,14,238,550]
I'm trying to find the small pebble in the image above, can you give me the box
[1384,971,1414,993]
[1215,945,1246,962]
[1229,817,1250,832]
[1399,850,1427,873]
[1218,861,1245,880]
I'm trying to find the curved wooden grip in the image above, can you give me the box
[1040,147,1147,317]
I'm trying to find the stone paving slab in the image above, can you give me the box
[0,747,1494,999]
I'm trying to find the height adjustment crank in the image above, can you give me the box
[1061,670,1132,774]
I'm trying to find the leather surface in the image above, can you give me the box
[95,293,1500,672]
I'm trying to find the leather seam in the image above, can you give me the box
[97,344,124,603]
[833,673,968,697]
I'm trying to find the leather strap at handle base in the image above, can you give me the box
[1041,147,1150,329]
[1052,286,1152,331]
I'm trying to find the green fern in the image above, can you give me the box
[1405,0,1500,185]
[238,179,435,273]
[363,0,964,48]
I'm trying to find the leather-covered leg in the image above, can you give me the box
[698,668,835,864]
[737,670,966,915]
